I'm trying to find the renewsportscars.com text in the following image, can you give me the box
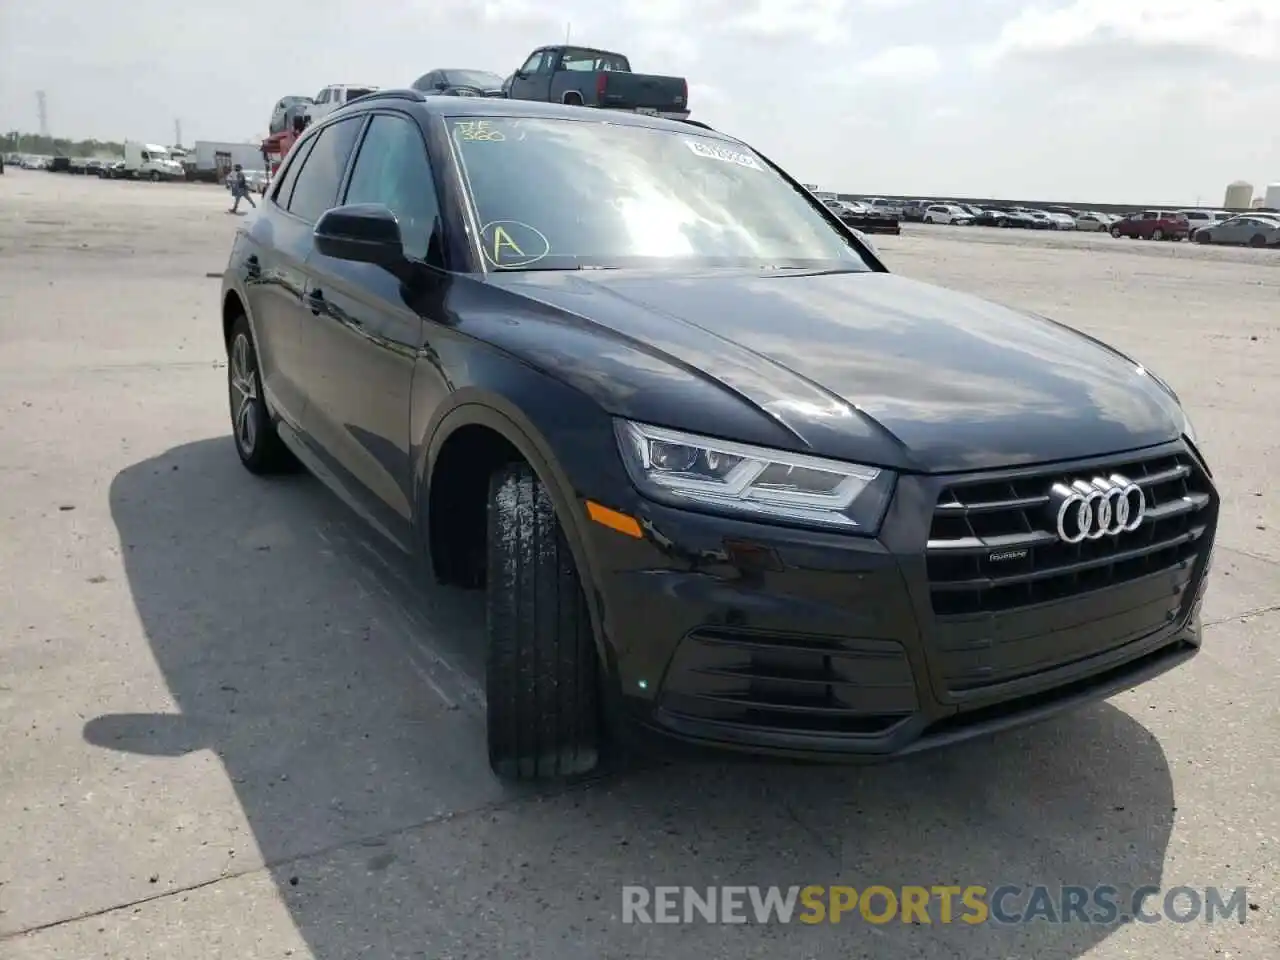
[621,885,1251,926]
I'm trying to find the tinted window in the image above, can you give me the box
[520,51,545,72]
[343,114,442,264]
[287,117,364,222]
[446,115,871,271]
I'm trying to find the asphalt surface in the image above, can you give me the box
[0,170,1276,959]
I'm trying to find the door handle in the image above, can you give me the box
[307,288,325,315]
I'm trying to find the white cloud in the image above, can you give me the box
[988,0,1280,61]
[857,44,941,80]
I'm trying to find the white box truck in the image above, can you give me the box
[122,142,185,181]
[188,140,268,183]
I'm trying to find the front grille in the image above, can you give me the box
[926,449,1212,617]
[658,628,917,736]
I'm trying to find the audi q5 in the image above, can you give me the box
[220,93,1217,781]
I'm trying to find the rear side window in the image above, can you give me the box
[286,116,364,223]
[270,135,315,207]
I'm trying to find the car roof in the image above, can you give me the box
[326,90,741,141]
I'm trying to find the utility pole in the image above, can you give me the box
[565,21,571,44]
[175,119,183,148]
[36,91,49,138]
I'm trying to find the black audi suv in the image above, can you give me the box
[220,92,1217,781]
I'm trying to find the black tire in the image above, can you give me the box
[1250,234,1266,248]
[1110,226,1122,238]
[486,462,600,781]
[226,314,296,474]
[149,170,160,183]
[1195,231,1211,244]
[563,92,584,106]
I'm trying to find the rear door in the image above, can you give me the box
[240,132,319,426]
[264,116,366,437]
[302,110,448,548]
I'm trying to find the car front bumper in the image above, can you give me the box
[587,439,1216,762]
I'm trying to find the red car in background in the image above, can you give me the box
[1109,210,1190,241]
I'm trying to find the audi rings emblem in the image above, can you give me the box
[1047,474,1146,543]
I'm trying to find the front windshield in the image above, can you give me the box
[446,115,871,272]
[445,71,504,88]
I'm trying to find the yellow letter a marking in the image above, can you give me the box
[492,226,525,261]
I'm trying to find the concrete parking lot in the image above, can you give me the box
[0,169,1276,959]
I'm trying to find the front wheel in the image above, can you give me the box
[1250,234,1267,248]
[148,170,160,182]
[486,463,601,781]
[1195,231,1211,244]
[1110,226,1122,238]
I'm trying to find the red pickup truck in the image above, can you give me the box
[1109,210,1190,241]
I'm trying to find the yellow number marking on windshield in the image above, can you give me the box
[453,120,506,142]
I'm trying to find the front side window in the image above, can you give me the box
[343,114,442,264]
[286,116,364,223]
[446,115,873,272]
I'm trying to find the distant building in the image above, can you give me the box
[1224,181,1253,209]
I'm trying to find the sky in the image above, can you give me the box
[2,0,1277,204]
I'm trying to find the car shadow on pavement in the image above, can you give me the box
[88,437,1176,959]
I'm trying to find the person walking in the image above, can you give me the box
[228,164,256,214]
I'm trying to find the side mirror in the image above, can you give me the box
[513,70,527,80]
[314,204,405,266]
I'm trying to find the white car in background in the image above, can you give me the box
[922,203,974,225]
[1074,211,1113,231]
[303,84,380,126]
[1045,211,1076,230]
[1179,209,1231,235]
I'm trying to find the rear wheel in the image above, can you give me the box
[486,462,601,781]
[227,315,296,474]
[1152,228,1165,241]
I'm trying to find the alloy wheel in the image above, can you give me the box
[229,333,259,456]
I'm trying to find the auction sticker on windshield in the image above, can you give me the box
[683,139,763,171]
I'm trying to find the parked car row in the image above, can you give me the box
[878,199,1276,247]
[1192,212,1280,248]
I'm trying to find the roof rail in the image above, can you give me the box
[347,88,427,106]
[676,118,715,131]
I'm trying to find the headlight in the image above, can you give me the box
[614,420,896,534]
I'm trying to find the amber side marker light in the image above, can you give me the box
[585,500,643,539]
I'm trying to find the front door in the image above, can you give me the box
[302,110,447,550]
[507,50,550,100]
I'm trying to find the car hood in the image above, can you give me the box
[480,270,1184,473]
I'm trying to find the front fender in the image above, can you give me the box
[413,360,633,675]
